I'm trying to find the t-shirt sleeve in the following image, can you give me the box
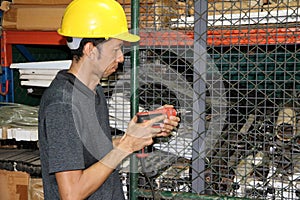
[45,103,85,174]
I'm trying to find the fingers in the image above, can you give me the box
[148,114,166,126]
[121,106,181,153]
[126,114,164,139]
[127,109,180,139]
[161,116,180,129]
[129,115,138,124]
[149,112,180,128]
[157,104,174,109]
[166,116,180,125]
[155,115,180,137]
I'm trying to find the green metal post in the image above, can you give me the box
[129,0,140,200]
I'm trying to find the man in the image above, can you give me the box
[38,0,180,199]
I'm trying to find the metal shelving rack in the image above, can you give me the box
[0,30,66,102]
[1,26,299,102]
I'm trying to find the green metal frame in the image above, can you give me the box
[129,0,140,199]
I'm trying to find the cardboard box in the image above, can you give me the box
[28,178,44,200]
[2,2,155,30]
[0,170,30,200]
[2,5,66,30]
[12,0,153,5]
[12,0,71,5]
[117,0,154,5]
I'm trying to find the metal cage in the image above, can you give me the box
[3,0,300,199]
[108,0,300,199]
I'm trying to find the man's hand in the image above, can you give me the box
[117,114,165,153]
[117,105,180,153]
[155,105,180,137]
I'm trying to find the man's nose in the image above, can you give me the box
[117,53,124,63]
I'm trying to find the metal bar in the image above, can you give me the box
[1,31,13,102]
[15,45,36,62]
[1,31,13,68]
[2,28,298,48]
[0,80,9,96]
[0,67,14,102]
[129,0,140,200]
[192,0,208,194]
[2,30,65,45]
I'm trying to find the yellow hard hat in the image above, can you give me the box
[57,0,140,42]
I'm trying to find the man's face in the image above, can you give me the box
[97,39,124,78]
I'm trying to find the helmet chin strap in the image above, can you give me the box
[67,37,83,50]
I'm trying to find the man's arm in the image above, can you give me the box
[55,146,130,200]
[55,113,179,200]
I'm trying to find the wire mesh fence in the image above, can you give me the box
[106,0,300,199]
[7,0,300,199]
[205,1,300,199]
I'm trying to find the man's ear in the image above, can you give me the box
[83,42,95,58]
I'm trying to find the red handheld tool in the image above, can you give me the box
[136,107,187,128]
[136,107,188,158]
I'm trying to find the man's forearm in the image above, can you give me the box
[99,146,131,169]
[56,146,131,199]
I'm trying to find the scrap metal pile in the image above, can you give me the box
[206,106,300,199]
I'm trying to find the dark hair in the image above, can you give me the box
[66,37,106,62]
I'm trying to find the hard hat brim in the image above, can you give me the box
[58,29,140,43]
[113,32,140,42]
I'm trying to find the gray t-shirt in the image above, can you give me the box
[38,70,125,200]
